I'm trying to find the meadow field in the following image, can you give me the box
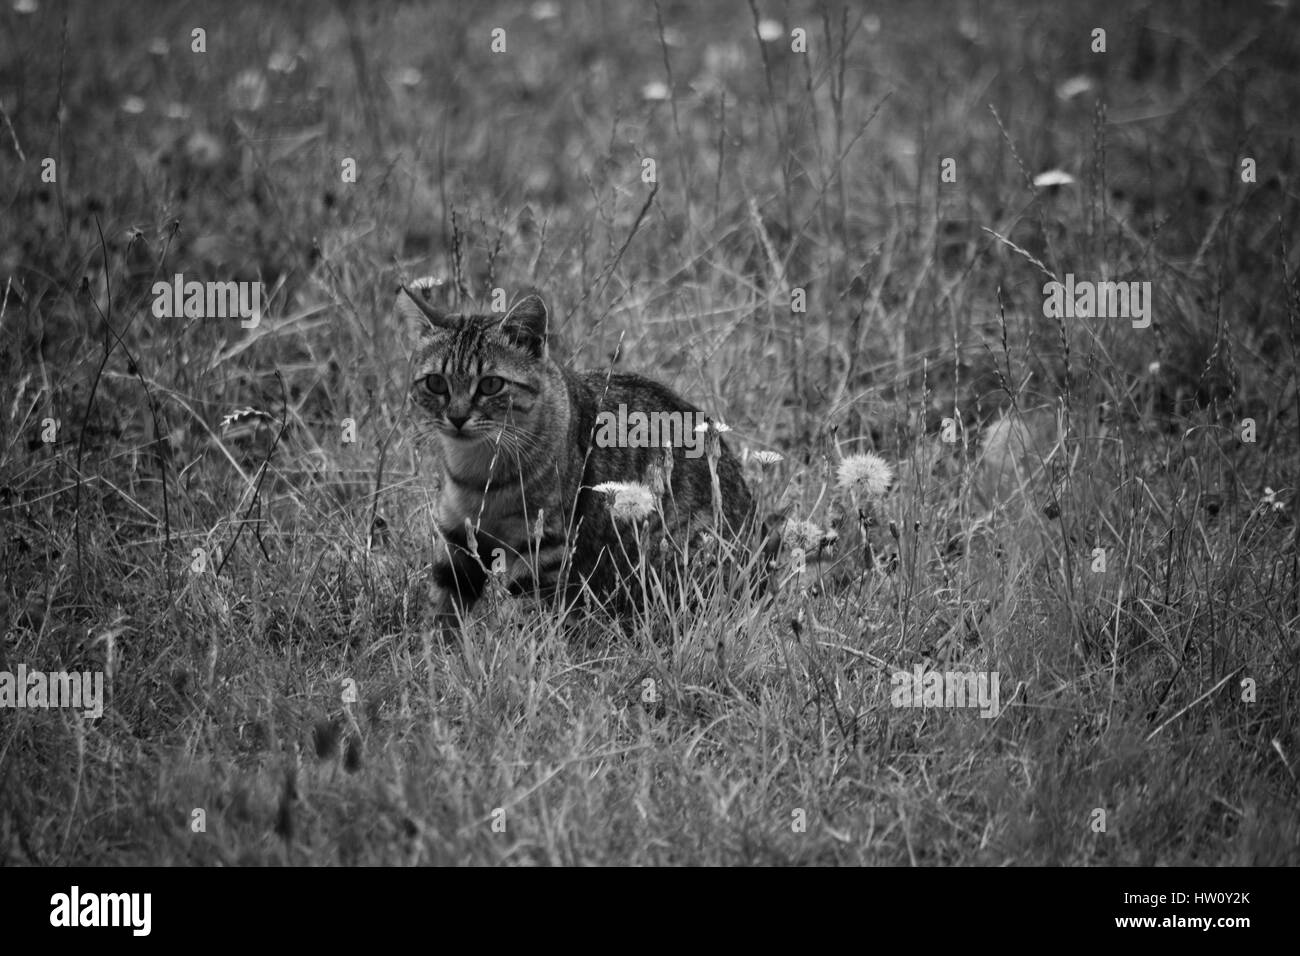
[1,0,1298,864]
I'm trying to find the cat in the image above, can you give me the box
[397,279,756,626]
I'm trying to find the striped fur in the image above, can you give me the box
[397,286,755,625]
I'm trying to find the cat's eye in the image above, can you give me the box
[477,375,505,397]
[423,373,449,396]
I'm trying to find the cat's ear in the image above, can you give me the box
[396,278,460,335]
[500,293,549,356]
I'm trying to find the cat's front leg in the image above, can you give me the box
[502,542,568,597]
[502,522,572,600]
[428,543,489,636]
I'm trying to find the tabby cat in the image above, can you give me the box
[397,279,755,625]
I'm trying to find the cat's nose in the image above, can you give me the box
[446,413,470,431]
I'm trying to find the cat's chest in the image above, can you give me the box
[434,465,545,543]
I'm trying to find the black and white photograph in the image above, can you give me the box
[0,0,1293,917]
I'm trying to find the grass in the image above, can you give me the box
[1,0,1298,865]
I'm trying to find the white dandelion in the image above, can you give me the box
[753,450,784,465]
[781,519,828,554]
[836,452,895,501]
[1033,169,1075,188]
[641,81,669,102]
[694,420,732,433]
[593,481,657,522]
[1055,75,1094,101]
[219,406,272,430]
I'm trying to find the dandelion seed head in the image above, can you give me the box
[836,453,895,500]
[594,481,657,522]
[782,519,826,553]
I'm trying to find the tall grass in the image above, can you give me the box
[1,0,1297,864]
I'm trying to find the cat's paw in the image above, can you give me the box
[425,582,464,641]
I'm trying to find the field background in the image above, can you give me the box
[2,0,1298,865]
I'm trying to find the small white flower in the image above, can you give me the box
[1147,361,1161,375]
[641,81,669,101]
[1033,169,1075,188]
[593,481,657,522]
[1056,75,1094,100]
[410,276,443,294]
[121,96,146,115]
[695,420,731,433]
[220,406,271,430]
[753,450,784,465]
[836,453,895,501]
[757,18,783,42]
[1261,487,1286,513]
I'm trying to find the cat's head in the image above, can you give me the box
[397,279,560,457]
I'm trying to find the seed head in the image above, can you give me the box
[593,481,657,522]
[782,518,829,553]
[836,452,895,501]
